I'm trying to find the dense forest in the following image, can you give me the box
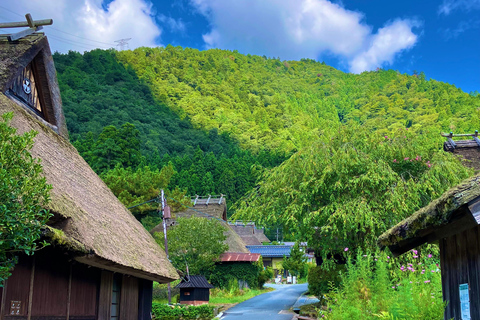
[53,47,480,246]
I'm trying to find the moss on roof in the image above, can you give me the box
[378,174,480,248]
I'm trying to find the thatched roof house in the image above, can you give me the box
[0,32,177,319]
[229,221,271,245]
[378,173,480,320]
[152,196,249,253]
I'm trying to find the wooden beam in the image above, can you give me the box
[27,257,35,320]
[7,26,43,42]
[0,19,52,29]
[441,132,480,138]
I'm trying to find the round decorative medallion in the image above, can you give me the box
[22,78,31,94]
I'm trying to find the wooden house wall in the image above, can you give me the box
[180,288,209,302]
[0,250,153,320]
[440,226,480,320]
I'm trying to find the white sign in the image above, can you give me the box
[459,283,470,320]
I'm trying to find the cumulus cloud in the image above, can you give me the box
[0,0,162,53]
[438,0,480,15]
[190,0,418,73]
[158,14,186,33]
[349,20,419,73]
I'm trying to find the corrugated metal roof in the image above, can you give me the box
[175,275,214,289]
[246,245,292,257]
[219,253,261,262]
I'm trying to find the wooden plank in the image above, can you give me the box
[466,227,479,318]
[468,197,480,224]
[439,238,449,320]
[120,275,138,320]
[0,278,7,320]
[26,257,35,320]
[69,264,99,317]
[138,280,153,320]
[66,265,72,320]
[7,27,42,42]
[97,271,113,320]
[441,133,480,138]
[0,19,52,28]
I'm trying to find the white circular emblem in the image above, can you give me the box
[23,78,31,94]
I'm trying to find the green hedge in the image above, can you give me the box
[209,260,263,289]
[151,303,215,320]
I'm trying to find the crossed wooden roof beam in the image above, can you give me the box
[0,13,52,41]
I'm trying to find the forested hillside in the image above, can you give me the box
[53,47,480,230]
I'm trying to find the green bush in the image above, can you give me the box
[209,260,263,289]
[320,248,444,319]
[258,266,274,288]
[151,303,215,320]
[308,264,345,297]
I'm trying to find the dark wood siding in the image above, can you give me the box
[137,280,152,320]
[30,251,69,317]
[120,276,138,320]
[440,226,480,320]
[2,256,32,318]
[180,288,209,302]
[69,264,99,318]
[98,271,113,320]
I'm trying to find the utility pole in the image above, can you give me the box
[160,189,172,304]
[114,38,131,51]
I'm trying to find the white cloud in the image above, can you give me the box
[349,20,419,73]
[190,0,418,73]
[158,14,186,33]
[439,0,480,15]
[0,0,162,53]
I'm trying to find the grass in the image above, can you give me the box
[209,287,274,305]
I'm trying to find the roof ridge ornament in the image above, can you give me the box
[0,13,53,41]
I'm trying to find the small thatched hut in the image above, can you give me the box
[379,174,480,320]
[175,275,214,306]
[0,32,177,319]
[229,221,271,245]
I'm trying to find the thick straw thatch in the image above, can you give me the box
[378,174,480,253]
[0,35,178,282]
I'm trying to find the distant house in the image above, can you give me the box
[229,221,271,245]
[0,30,177,319]
[246,245,292,276]
[151,195,249,253]
[214,253,262,288]
[175,275,214,306]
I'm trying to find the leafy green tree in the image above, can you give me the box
[0,113,52,283]
[282,242,307,277]
[235,124,473,259]
[157,217,228,275]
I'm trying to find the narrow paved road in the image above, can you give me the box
[220,283,307,320]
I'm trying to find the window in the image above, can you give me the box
[110,274,122,320]
[8,60,46,119]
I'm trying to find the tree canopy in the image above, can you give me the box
[235,124,473,257]
[0,113,52,283]
[157,217,228,275]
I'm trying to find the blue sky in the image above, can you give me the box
[1,0,479,93]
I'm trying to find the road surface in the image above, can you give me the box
[220,283,308,320]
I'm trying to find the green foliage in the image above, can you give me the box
[258,266,274,288]
[235,124,473,257]
[282,241,307,277]
[158,217,228,275]
[209,260,263,289]
[0,113,52,284]
[308,264,345,297]
[321,248,444,320]
[151,302,214,320]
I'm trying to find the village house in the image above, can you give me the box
[0,23,177,320]
[175,275,214,306]
[379,133,480,320]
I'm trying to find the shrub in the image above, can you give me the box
[151,303,215,320]
[258,266,274,288]
[308,264,345,297]
[209,260,263,289]
[320,248,444,319]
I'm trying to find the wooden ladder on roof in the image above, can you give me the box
[0,13,52,41]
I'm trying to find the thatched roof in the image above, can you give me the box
[378,174,480,256]
[0,35,178,282]
[229,224,271,245]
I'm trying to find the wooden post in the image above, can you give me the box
[161,190,172,304]
[26,257,35,320]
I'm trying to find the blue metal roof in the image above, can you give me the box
[246,245,292,257]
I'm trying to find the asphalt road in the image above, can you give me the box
[219,283,308,320]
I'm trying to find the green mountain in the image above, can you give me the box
[53,47,480,221]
